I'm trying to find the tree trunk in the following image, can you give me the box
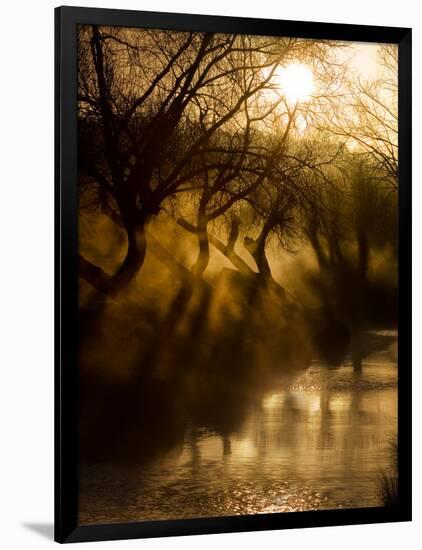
[356,228,369,281]
[113,223,147,290]
[252,241,273,282]
[244,215,274,283]
[79,221,147,297]
[307,223,328,271]
[177,217,254,277]
[192,210,210,278]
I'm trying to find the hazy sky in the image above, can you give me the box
[348,42,393,79]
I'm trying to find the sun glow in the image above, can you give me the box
[276,63,315,104]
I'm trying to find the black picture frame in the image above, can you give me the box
[55,5,412,544]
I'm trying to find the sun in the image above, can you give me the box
[276,63,315,104]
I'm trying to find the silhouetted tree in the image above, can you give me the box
[78,26,339,296]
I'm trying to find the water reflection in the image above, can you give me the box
[79,332,397,524]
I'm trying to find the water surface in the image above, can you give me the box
[79,331,397,524]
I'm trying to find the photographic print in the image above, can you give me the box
[71,17,405,531]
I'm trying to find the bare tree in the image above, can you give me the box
[78,25,341,296]
[319,45,398,191]
[78,26,308,295]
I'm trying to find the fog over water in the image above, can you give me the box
[79,333,397,524]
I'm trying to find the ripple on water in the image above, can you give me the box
[291,362,397,393]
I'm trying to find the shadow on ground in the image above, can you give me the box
[22,523,54,541]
